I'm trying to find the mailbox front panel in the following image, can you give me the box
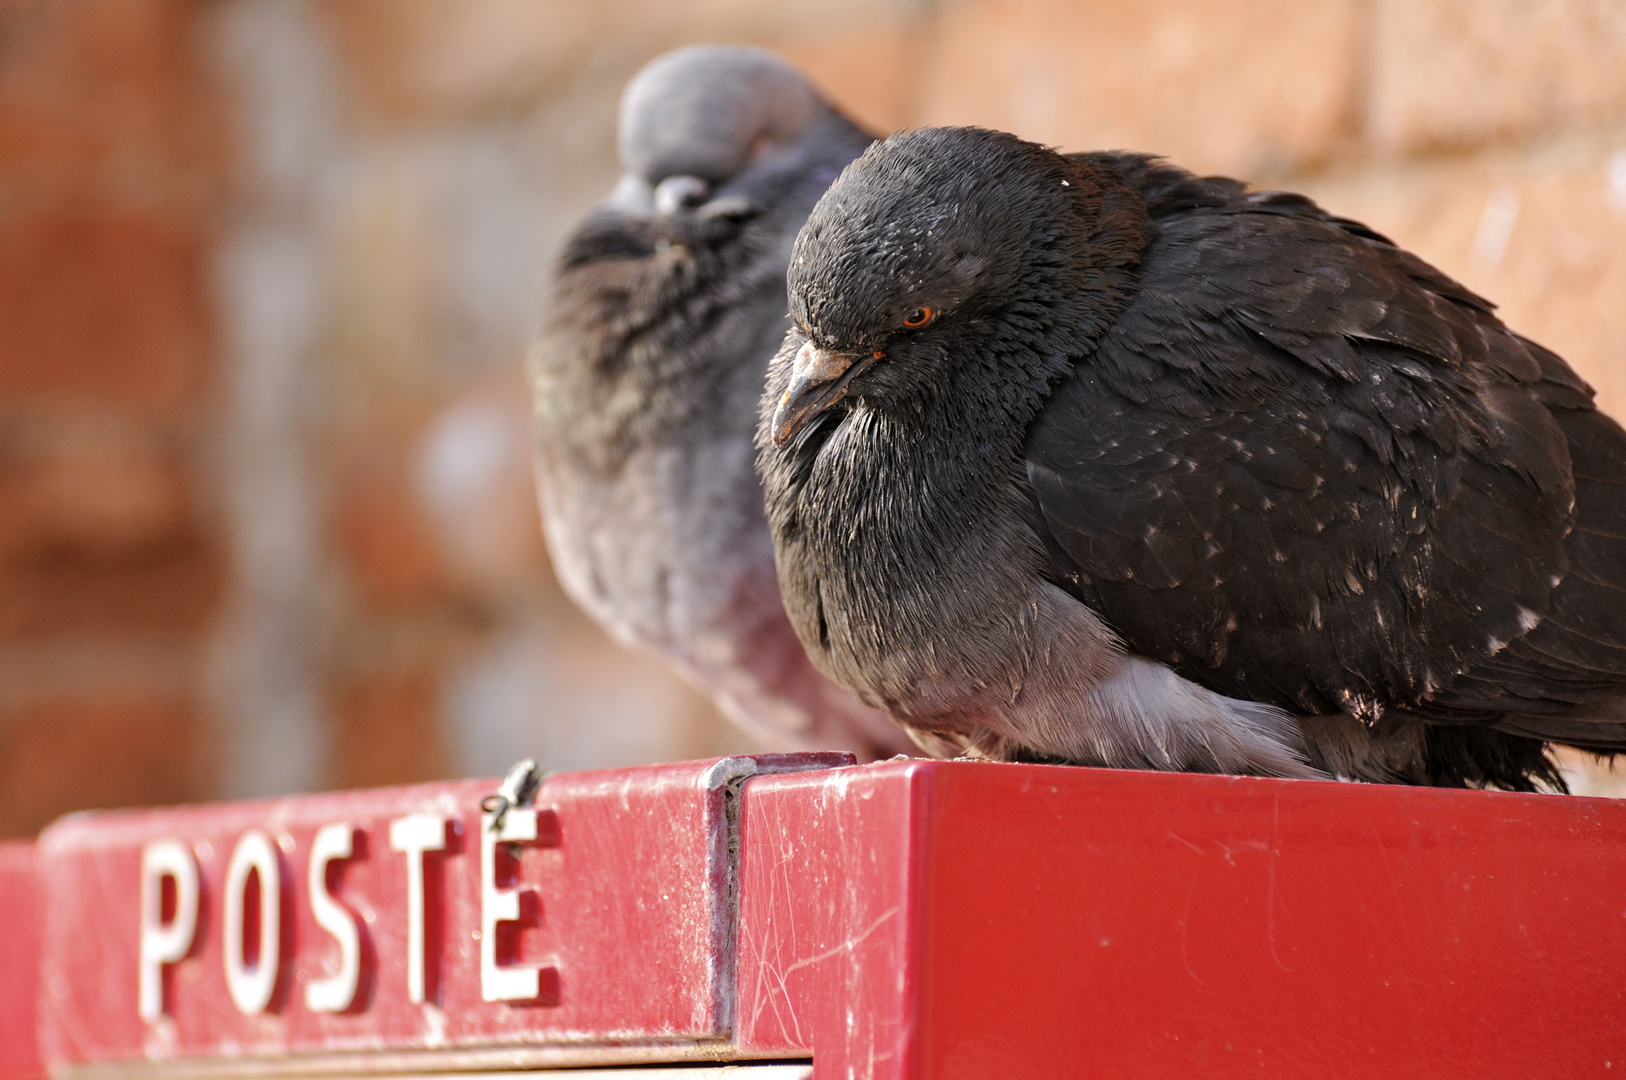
[37,755,847,1073]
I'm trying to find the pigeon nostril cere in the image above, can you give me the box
[654,175,710,215]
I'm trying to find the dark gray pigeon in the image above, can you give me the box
[531,46,911,758]
[758,126,1626,789]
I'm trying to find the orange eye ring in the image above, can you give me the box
[902,307,935,329]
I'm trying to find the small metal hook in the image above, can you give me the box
[482,758,545,832]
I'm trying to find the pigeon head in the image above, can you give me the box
[770,127,1151,447]
[614,45,836,217]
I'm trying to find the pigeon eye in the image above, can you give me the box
[902,307,934,329]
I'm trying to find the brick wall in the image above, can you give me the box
[2,0,1621,833]
[0,0,224,834]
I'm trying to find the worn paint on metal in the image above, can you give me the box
[12,757,1626,1078]
[737,761,1626,1079]
[35,755,847,1074]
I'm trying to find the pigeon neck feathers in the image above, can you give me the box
[539,99,871,465]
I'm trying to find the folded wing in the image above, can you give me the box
[1026,169,1626,744]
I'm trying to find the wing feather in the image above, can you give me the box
[1025,171,1626,740]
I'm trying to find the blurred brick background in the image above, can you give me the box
[1,0,1622,835]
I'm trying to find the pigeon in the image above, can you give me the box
[758,126,1626,789]
[530,45,911,758]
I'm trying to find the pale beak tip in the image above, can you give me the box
[769,408,796,450]
[769,346,864,450]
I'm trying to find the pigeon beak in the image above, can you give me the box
[771,341,871,448]
[653,175,710,215]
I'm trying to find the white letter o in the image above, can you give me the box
[223,829,281,1015]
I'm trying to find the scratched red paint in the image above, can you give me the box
[13,757,1626,1078]
[737,760,1626,1079]
[734,765,925,1077]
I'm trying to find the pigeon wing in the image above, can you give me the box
[1025,187,1626,738]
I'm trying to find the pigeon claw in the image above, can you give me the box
[772,341,871,447]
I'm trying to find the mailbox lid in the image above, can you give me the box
[736,760,1626,1080]
[910,763,1626,1076]
[37,754,848,1072]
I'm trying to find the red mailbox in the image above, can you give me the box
[733,761,1626,1077]
[0,841,41,1080]
[34,754,844,1073]
[7,755,1626,1077]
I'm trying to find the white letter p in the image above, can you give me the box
[138,839,199,1023]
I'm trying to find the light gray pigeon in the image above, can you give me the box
[530,45,912,758]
